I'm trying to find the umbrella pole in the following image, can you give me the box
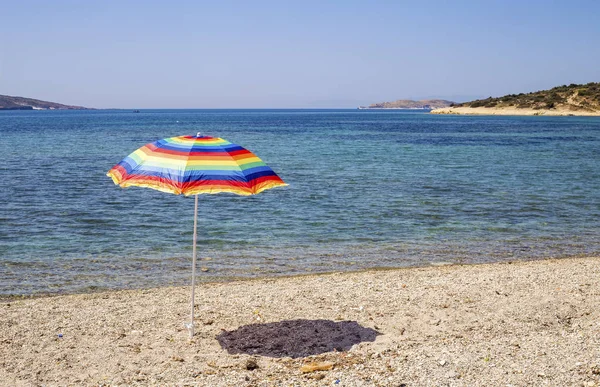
[189,194,199,339]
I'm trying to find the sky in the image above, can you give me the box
[1,0,599,108]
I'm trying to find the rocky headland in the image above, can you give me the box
[431,82,600,116]
[360,99,454,109]
[0,94,90,110]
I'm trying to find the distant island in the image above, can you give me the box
[431,82,600,116]
[0,94,90,110]
[359,99,455,110]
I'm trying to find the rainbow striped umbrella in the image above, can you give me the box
[107,133,287,338]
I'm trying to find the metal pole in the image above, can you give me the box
[189,194,199,339]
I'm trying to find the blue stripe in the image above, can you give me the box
[125,169,252,183]
[119,157,141,174]
[242,166,274,177]
[245,170,279,181]
[182,172,247,183]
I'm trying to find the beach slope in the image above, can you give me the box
[1,257,600,386]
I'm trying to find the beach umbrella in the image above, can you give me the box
[107,133,287,338]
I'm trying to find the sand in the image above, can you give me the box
[431,106,600,116]
[1,256,600,386]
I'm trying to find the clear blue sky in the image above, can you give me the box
[1,0,599,108]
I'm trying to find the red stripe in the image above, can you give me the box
[117,172,283,194]
[146,143,246,157]
[249,175,285,185]
[182,179,251,190]
[110,165,127,179]
[227,149,252,156]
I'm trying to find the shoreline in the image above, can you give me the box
[430,106,600,116]
[357,107,432,110]
[2,255,600,385]
[3,253,593,302]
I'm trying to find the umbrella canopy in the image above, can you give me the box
[107,133,287,338]
[107,134,286,196]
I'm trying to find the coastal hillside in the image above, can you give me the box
[432,82,600,116]
[361,99,454,109]
[0,94,89,110]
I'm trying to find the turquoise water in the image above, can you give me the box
[2,109,600,296]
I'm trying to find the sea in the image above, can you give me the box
[1,109,600,297]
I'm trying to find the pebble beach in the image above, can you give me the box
[2,256,600,386]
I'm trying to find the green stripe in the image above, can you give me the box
[238,161,267,170]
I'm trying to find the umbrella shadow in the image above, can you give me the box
[216,319,380,358]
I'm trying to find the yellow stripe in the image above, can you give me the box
[117,181,183,195]
[141,156,189,169]
[234,156,263,165]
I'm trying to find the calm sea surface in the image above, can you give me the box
[1,109,600,296]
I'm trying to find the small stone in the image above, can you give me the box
[245,359,259,371]
[171,356,184,362]
[300,362,334,373]
[439,360,447,366]
[200,267,209,272]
